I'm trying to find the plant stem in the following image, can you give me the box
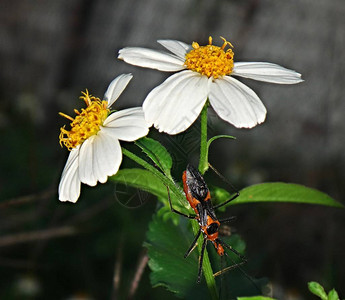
[196,101,219,300]
[198,101,209,175]
[191,221,219,300]
[123,123,218,298]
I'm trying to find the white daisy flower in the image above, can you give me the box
[118,37,303,134]
[58,74,150,203]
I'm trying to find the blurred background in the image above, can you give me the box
[0,0,344,299]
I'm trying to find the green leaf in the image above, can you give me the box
[110,168,189,213]
[135,137,172,176]
[110,168,167,198]
[145,208,266,298]
[227,183,343,208]
[210,185,232,211]
[308,281,328,300]
[157,204,181,226]
[328,289,339,300]
[211,186,231,203]
[144,208,208,298]
[207,134,236,150]
[237,297,276,300]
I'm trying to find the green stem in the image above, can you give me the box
[124,126,218,298]
[198,101,209,175]
[196,101,219,300]
[191,222,218,300]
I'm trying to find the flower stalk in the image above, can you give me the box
[124,109,219,299]
[196,102,219,300]
[198,101,209,175]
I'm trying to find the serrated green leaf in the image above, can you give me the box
[158,205,180,226]
[308,281,328,300]
[145,208,266,298]
[144,208,208,298]
[227,183,343,208]
[328,289,339,300]
[110,168,189,213]
[237,297,276,300]
[110,168,167,198]
[136,137,172,176]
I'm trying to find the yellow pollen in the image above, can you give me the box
[184,36,234,79]
[59,90,109,151]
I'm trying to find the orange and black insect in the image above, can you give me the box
[168,164,246,283]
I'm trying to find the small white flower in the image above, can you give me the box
[58,74,150,203]
[118,37,303,134]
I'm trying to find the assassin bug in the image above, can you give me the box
[168,164,247,283]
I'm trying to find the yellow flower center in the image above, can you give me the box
[184,36,234,79]
[59,90,109,150]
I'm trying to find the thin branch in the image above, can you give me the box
[65,197,115,224]
[112,237,124,300]
[0,188,55,209]
[128,249,149,300]
[0,226,76,248]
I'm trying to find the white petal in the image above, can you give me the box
[209,76,267,128]
[79,136,97,186]
[58,147,81,203]
[118,47,185,72]
[92,130,122,184]
[232,62,303,84]
[102,107,150,141]
[157,40,191,59]
[79,133,122,185]
[104,73,133,108]
[143,70,208,134]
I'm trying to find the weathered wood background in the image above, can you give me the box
[2,0,344,171]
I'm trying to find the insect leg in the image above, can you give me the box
[213,192,239,210]
[167,186,195,219]
[214,238,262,293]
[184,227,201,258]
[218,216,237,224]
[218,238,247,261]
[197,237,208,283]
[213,260,247,277]
[213,238,247,278]
[208,163,240,210]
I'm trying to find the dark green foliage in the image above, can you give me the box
[144,208,267,299]
[136,137,173,176]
